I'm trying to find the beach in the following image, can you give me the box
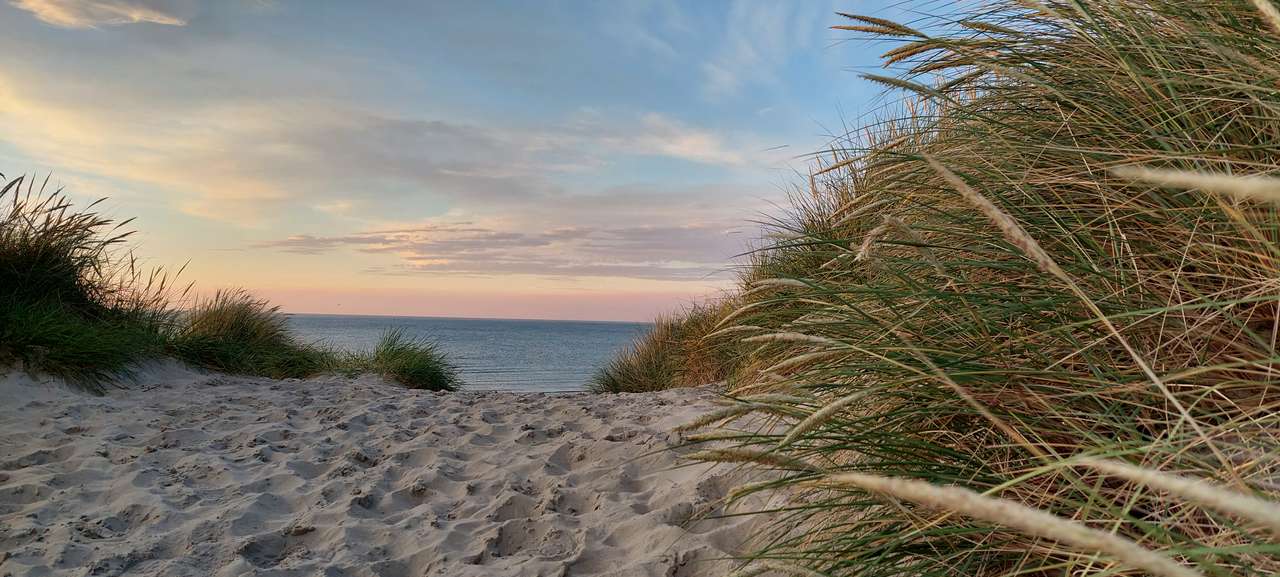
[6,1,1276,575]
[0,366,754,576]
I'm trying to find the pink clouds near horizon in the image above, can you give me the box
[252,287,726,323]
[0,0,884,322]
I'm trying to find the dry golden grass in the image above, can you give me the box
[669,1,1280,575]
[589,298,743,393]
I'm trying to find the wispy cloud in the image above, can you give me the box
[10,0,191,28]
[634,113,746,165]
[255,220,740,282]
[568,110,766,167]
[701,0,831,98]
[0,68,780,222]
[0,0,860,315]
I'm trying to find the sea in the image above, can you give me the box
[286,314,651,392]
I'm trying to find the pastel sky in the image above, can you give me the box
[0,0,903,321]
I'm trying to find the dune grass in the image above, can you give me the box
[0,173,175,389]
[589,299,740,393]
[345,328,461,391]
[168,296,460,390]
[0,173,461,392]
[166,289,337,379]
[645,1,1280,575]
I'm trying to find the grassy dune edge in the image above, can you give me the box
[608,1,1280,575]
[589,299,742,393]
[0,175,460,392]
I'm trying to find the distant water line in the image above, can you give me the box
[286,314,650,392]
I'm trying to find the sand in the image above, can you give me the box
[0,364,758,576]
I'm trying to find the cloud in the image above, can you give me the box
[254,218,745,282]
[0,68,780,222]
[633,113,745,165]
[11,0,191,28]
[701,0,829,98]
[0,81,569,219]
[567,110,783,167]
[0,5,799,292]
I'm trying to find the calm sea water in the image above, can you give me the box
[286,314,650,392]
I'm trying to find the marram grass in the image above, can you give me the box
[344,328,461,391]
[0,174,461,392]
[589,299,742,393]
[0,173,177,389]
[167,289,337,380]
[817,473,1203,577]
[1077,459,1280,538]
[618,1,1280,575]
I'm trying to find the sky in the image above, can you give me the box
[0,0,905,321]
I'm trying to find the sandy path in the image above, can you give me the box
[0,365,754,576]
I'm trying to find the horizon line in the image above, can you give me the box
[281,310,654,325]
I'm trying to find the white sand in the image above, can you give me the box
[0,365,757,576]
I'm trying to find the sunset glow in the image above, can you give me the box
[0,0,895,320]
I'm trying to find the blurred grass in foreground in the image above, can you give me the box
[610,1,1280,575]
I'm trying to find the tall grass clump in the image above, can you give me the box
[0,173,174,388]
[0,173,464,391]
[590,299,740,393]
[345,328,460,391]
[684,2,1280,576]
[167,289,336,379]
[148,291,462,389]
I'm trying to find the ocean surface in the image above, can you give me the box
[286,314,650,392]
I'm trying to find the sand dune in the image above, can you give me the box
[0,365,755,576]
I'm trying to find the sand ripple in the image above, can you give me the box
[0,366,754,576]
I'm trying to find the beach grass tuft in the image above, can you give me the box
[0,173,175,389]
[0,173,463,391]
[589,299,740,393]
[167,289,336,379]
[604,0,1280,575]
[345,328,461,391]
